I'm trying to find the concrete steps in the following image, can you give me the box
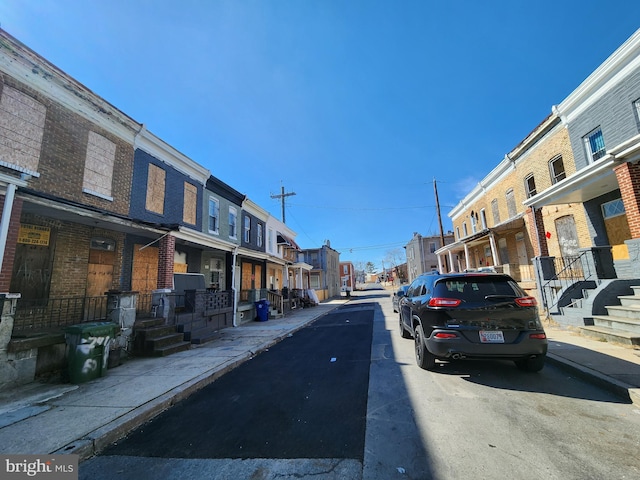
[133,317,191,357]
[579,287,640,348]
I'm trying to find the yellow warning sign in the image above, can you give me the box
[17,224,51,246]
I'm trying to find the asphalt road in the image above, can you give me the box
[79,288,640,480]
[80,303,374,479]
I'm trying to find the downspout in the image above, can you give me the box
[231,246,239,327]
[0,183,17,274]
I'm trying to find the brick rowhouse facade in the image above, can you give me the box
[158,234,176,289]
[614,161,640,239]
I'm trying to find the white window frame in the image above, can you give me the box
[549,155,566,184]
[229,207,237,239]
[524,173,536,198]
[208,197,220,234]
[601,198,626,219]
[257,223,263,247]
[480,209,487,229]
[584,127,606,162]
[244,215,251,243]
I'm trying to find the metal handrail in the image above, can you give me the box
[539,251,591,313]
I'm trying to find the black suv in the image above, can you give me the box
[398,272,547,372]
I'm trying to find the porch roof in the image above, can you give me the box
[435,214,526,254]
[277,232,301,251]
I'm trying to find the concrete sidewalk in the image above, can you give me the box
[1,293,640,463]
[544,322,640,406]
[0,299,346,461]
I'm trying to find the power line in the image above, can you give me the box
[288,203,454,211]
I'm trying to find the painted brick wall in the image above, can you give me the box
[566,70,640,170]
[240,211,265,252]
[130,149,203,227]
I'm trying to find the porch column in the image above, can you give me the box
[448,250,455,272]
[463,243,470,270]
[0,192,23,292]
[614,161,640,239]
[157,234,176,289]
[437,254,444,273]
[489,233,501,266]
[526,206,549,256]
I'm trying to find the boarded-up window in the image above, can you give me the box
[242,262,253,290]
[491,198,500,225]
[506,189,517,218]
[183,182,197,225]
[83,131,116,199]
[145,164,165,214]
[0,86,46,173]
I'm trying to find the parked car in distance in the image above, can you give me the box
[398,271,547,372]
[392,285,409,313]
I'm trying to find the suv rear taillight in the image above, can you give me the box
[428,298,462,307]
[514,296,537,307]
[529,333,547,339]
[434,332,458,339]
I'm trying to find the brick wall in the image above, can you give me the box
[451,124,586,265]
[130,149,203,227]
[614,161,640,239]
[157,234,176,289]
[1,76,134,216]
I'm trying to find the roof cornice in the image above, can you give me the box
[134,126,210,184]
[0,29,141,143]
[553,27,640,123]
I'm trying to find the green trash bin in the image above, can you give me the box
[64,322,118,384]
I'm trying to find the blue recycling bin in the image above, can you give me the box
[255,299,270,322]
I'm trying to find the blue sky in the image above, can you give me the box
[1,1,640,270]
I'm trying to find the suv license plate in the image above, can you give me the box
[479,331,504,343]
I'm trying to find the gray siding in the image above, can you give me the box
[568,69,640,169]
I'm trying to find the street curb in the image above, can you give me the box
[546,352,639,407]
[62,304,343,462]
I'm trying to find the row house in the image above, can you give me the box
[436,112,584,300]
[436,27,640,344]
[303,242,340,301]
[339,261,355,294]
[405,232,455,282]
[0,29,324,388]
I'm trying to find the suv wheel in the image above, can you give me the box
[399,315,412,339]
[515,355,545,372]
[415,325,436,370]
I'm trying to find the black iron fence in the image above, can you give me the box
[13,295,109,333]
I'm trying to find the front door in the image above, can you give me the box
[86,249,115,297]
[132,244,159,294]
[555,215,579,258]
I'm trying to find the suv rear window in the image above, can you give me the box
[433,276,521,302]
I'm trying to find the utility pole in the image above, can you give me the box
[270,185,296,223]
[433,178,448,272]
[434,178,445,246]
